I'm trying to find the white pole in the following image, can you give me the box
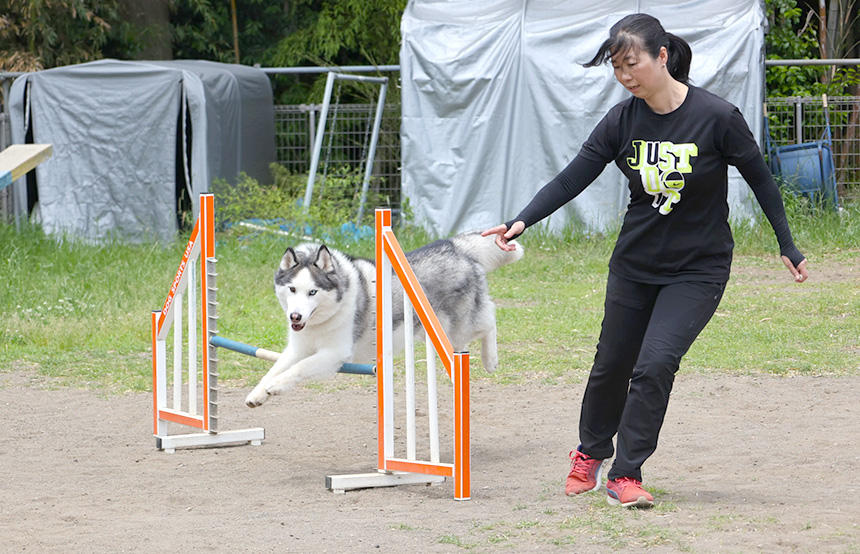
[156,337,167,436]
[355,81,388,224]
[426,334,440,463]
[404,295,416,461]
[188,260,198,415]
[381,239,394,460]
[303,71,337,211]
[173,291,183,409]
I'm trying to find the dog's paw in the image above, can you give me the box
[245,387,270,408]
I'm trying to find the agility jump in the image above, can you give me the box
[152,197,470,501]
[326,208,471,501]
[151,194,266,451]
[152,193,374,452]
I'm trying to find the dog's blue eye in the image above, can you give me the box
[309,290,317,296]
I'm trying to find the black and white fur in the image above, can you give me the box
[244,232,523,407]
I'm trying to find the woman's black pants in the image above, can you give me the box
[579,271,726,481]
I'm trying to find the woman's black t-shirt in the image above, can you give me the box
[507,85,802,284]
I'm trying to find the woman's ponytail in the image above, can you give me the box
[664,32,692,84]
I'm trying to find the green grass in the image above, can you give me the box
[1,200,858,392]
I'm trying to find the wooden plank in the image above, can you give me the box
[0,144,53,190]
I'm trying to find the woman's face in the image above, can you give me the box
[611,45,669,100]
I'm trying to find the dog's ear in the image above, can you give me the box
[279,247,300,271]
[314,245,335,272]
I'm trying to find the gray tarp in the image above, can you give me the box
[400,0,766,236]
[9,59,274,242]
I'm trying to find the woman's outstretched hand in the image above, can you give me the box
[781,256,809,283]
[481,221,525,252]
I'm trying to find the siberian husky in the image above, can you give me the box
[244,233,523,407]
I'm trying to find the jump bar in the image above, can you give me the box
[209,335,376,376]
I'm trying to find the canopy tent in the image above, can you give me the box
[8,59,275,242]
[400,0,767,236]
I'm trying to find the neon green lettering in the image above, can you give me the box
[626,140,646,170]
[671,143,698,172]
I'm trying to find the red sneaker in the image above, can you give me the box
[565,449,606,496]
[606,477,654,508]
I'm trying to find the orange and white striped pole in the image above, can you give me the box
[200,193,214,431]
[152,193,263,452]
[334,208,470,499]
[453,352,471,501]
[375,208,392,470]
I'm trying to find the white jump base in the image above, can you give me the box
[156,428,264,454]
[326,471,445,494]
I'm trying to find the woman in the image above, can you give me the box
[482,13,808,508]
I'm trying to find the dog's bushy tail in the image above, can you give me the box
[453,232,524,273]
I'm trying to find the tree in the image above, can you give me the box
[169,0,289,66]
[0,0,129,71]
[1,0,408,103]
[817,0,859,61]
[766,0,828,96]
[268,0,407,103]
[765,0,859,96]
[116,0,172,60]
[271,0,406,68]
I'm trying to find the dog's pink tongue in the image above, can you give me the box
[291,323,305,331]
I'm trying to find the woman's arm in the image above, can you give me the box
[735,155,809,282]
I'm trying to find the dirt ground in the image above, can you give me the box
[2,367,858,553]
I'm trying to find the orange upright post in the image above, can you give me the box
[327,208,471,500]
[152,193,264,452]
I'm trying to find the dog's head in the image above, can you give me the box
[274,244,342,332]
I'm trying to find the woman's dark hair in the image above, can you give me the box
[584,13,692,84]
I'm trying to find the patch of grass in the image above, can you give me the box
[550,535,578,546]
[437,534,474,548]
[732,192,860,257]
[391,523,414,531]
[708,513,743,532]
[211,163,393,231]
[556,496,685,550]
[486,532,510,544]
[1,196,857,392]
[515,519,542,529]
[491,243,859,382]
[462,488,690,551]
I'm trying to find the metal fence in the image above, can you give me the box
[273,102,402,210]
[765,96,860,197]
[275,96,859,207]
[2,87,859,223]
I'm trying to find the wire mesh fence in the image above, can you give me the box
[2,88,859,224]
[274,102,402,213]
[277,96,858,210]
[766,96,860,198]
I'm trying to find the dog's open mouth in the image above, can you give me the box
[291,322,306,331]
